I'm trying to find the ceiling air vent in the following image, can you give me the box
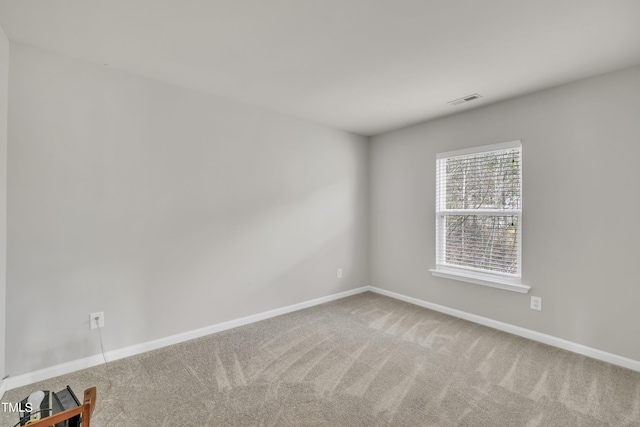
[448,93,482,106]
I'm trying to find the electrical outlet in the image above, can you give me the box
[530,297,542,311]
[337,268,343,278]
[90,312,105,329]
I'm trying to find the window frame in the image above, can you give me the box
[429,140,530,293]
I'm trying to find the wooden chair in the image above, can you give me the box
[20,387,96,427]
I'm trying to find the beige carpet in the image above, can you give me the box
[2,292,639,426]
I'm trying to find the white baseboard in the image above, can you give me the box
[0,378,6,400]
[6,284,639,392]
[367,286,640,372]
[5,286,370,391]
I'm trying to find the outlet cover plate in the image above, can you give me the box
[530,297,542,311]
[90,312,105,329]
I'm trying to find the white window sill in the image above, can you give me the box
[429,267,530,294]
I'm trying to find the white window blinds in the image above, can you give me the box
[435,141,522,281]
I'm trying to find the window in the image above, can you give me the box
[429,141,529,293]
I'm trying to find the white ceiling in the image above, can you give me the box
[1,0,639,136]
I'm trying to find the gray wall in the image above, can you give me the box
[6,43,369,376]
[0,24,8,387]
[370,65,640,361]
[6,38,640,379]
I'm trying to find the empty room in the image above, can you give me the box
[0,0,639,426]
